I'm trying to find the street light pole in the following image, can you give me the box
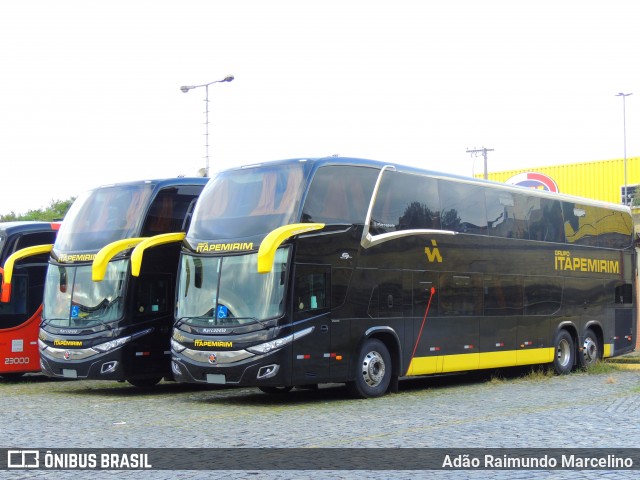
[180,75,234,177]
[615,92,632,205]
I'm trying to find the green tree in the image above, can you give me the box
[0,197,75,222]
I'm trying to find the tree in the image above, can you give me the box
[0,197,75,222]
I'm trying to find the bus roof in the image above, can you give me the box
[91,177,209,191]
[0,221,60,236]
[228,156,631,213]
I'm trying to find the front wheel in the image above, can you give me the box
[553,330,574,375]
[578,328,600,369]
[346,338,392,399]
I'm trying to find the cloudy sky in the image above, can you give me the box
[1,0,638,215]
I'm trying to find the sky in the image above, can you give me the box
[1,0,639,215]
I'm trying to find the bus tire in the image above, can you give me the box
[553,330,574,375]
[259,386,293,394]
[347,338,391,399]
[127,376,162,388]
[578,328,600,369]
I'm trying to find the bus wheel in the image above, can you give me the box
[347,338,391,399]
[578,328,600,369]
[553,330,574,375]
[127,377,162,388]
[259,386,293,394]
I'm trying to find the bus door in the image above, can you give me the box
[291,263,331,384]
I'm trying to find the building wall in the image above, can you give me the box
[479,157,640,205]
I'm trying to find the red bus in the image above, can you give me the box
[0,221,59,378]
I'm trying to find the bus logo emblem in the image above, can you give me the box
[425,240,442,263]
[208,353,217,364]
[63,351,71,361]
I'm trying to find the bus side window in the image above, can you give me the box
[141,185,205,236]
[0,274,28,328]
[14,231,57,250]
[302,166,378,224]
[439,180,487,235]
[598,211,633,249]
[294,265,329,315]
[370,172,440,235]
[485,190,528,239]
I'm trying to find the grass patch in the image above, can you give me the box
[521,366,555,382]
[605,356,640,364]
[580,361,622,375]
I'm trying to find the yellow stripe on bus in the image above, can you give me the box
[407,348,555,376]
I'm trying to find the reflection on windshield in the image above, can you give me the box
[188,163,305,241]
[55,184,154,252]
[43,260,128,327]
[177,248,289,326]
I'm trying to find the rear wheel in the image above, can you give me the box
[578,328,600,369]
[127,376,162,388]
[346,338,391,399]
[553,330,574,375]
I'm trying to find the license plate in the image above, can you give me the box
[62,369,78,379]
[206,374,225,384]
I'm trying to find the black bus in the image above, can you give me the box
[167,158,635,397]
[30,178,207,387]
[0,222,59,377]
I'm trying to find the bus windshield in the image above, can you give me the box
[177,248,290,327]
[55,184,155,252]
[188,163,305,241]
[43,260,128,327]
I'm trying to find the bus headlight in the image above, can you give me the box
[246,326,314,355]
[171,338,186,353]
[93,336,131,353]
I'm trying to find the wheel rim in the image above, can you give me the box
[582,337,598,365]
[361,350,386,387]
[556,338,571,367]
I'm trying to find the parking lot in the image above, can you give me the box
[1,362,639,479]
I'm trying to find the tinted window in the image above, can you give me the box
[485,190,528,239]
[527,198,565,243]
[439,181,487,234]
[302,165,378,224]
[190,163,305,240]
[141,185,203,236]
[598,210,632,249]
[294,265,329,315]
[563,203,597,246]
[370,171,440,235]
[55,184,154,252]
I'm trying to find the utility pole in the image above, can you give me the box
[466,147,494,180]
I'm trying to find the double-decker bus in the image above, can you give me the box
[0,221,59,378]
[4,178,208,387]
[167,157,635,398]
